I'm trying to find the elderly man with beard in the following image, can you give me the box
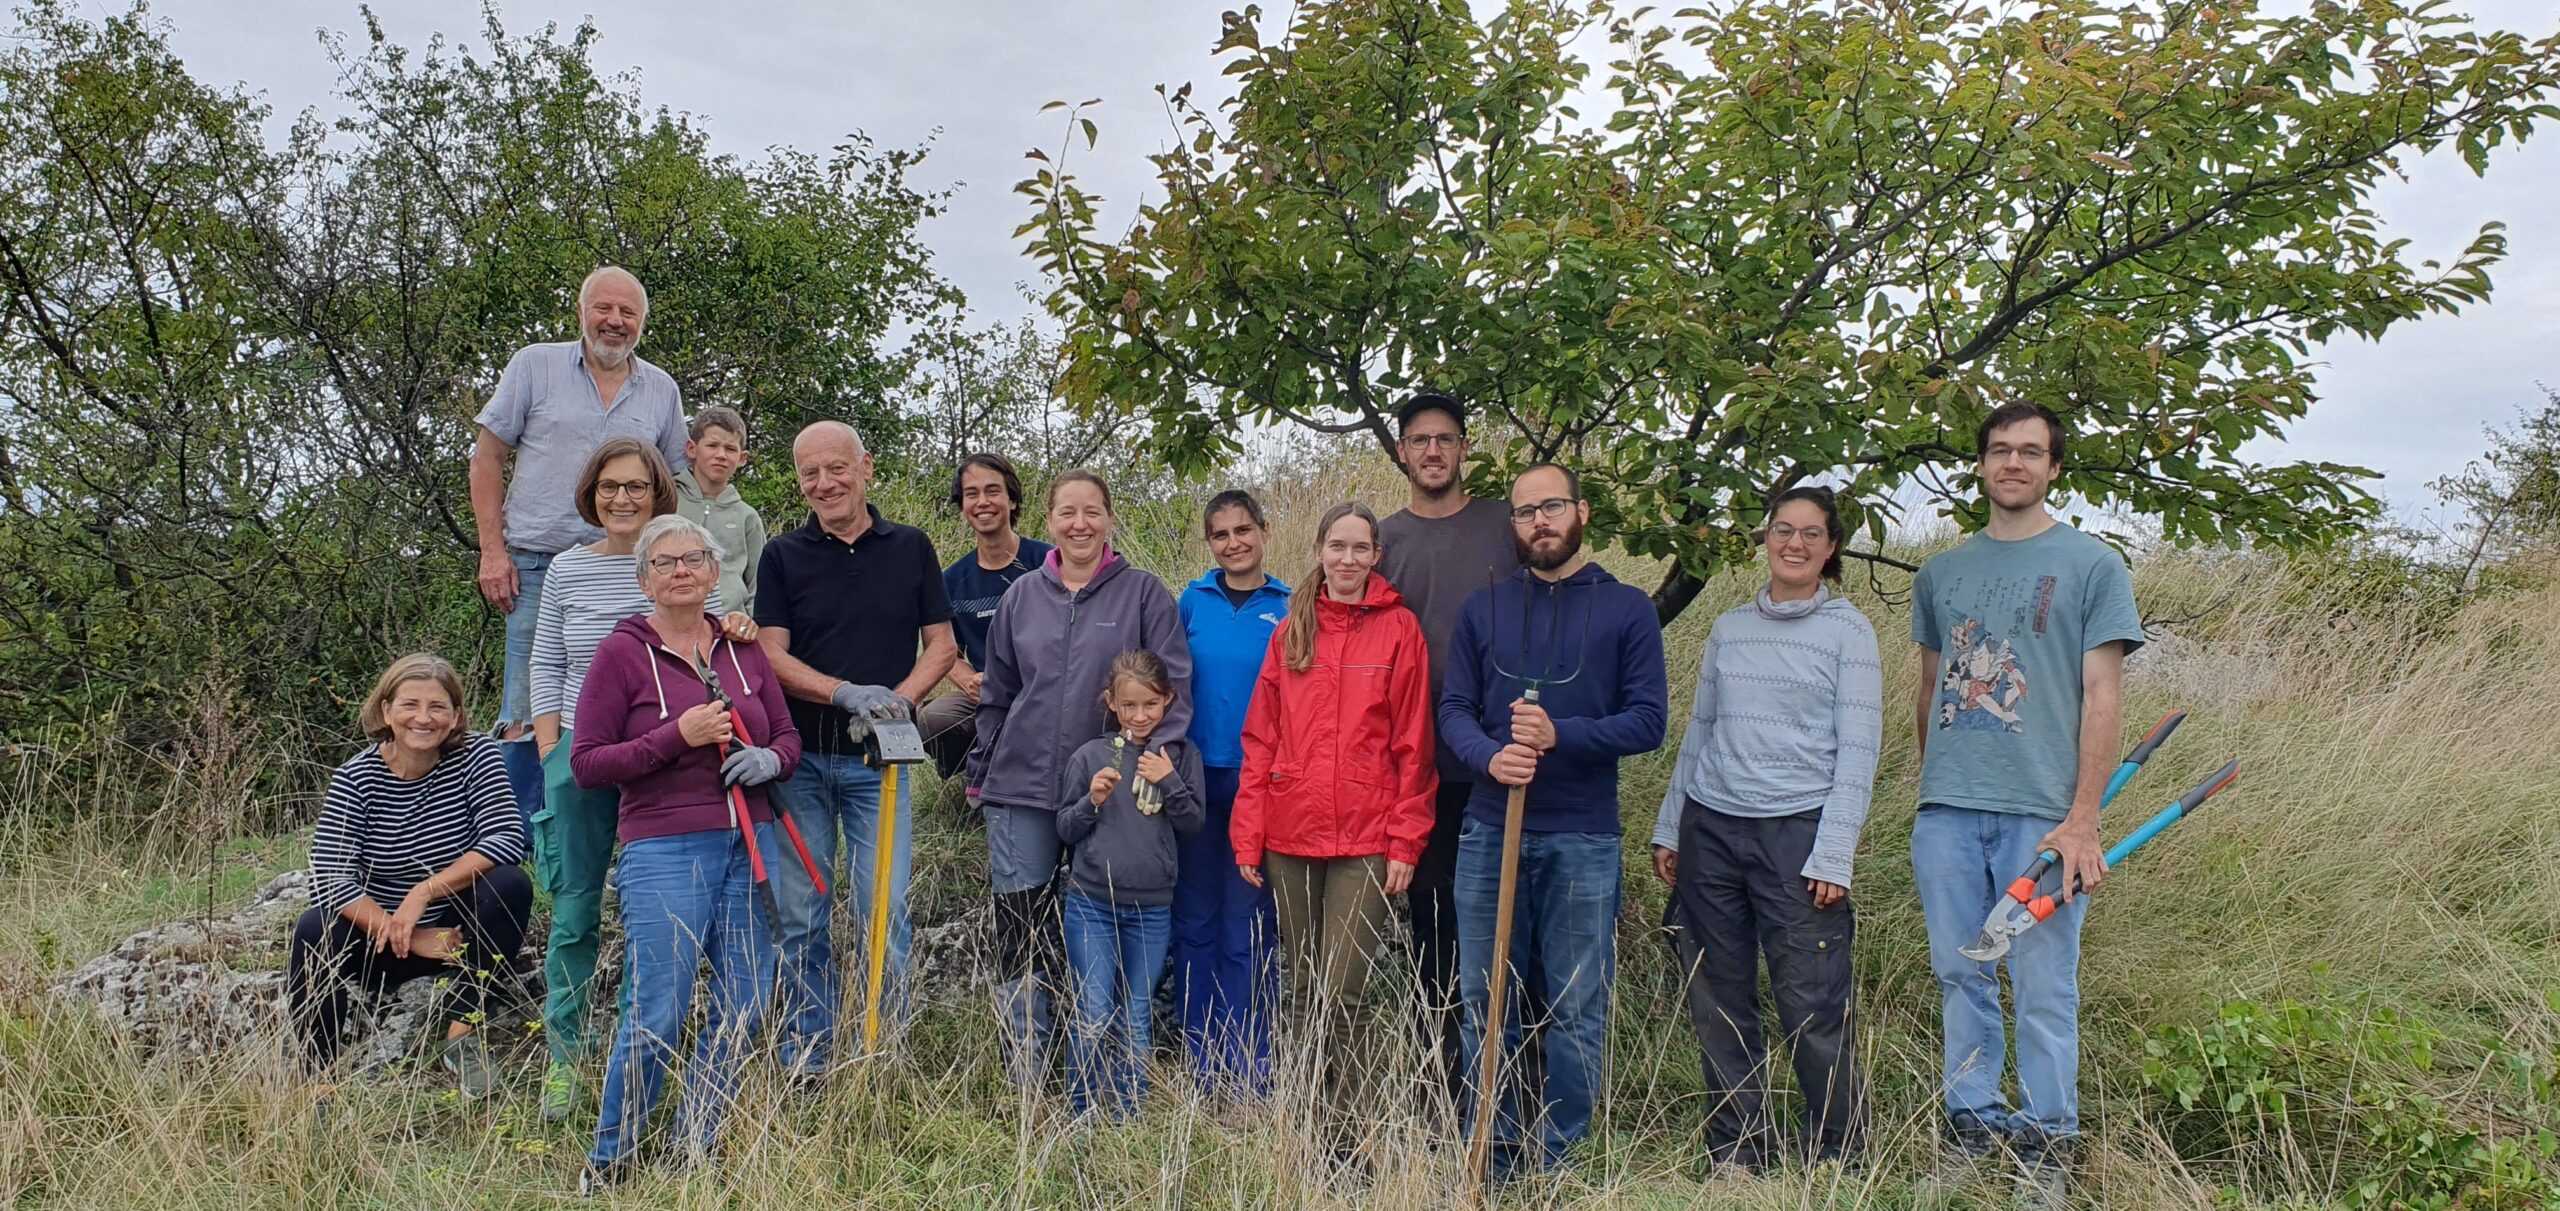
[471,266,690,834]
[1441,462,1668,1178]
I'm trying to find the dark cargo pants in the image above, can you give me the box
[1669,801,1866,1166]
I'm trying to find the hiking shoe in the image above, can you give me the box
[576,1162,625,1199]
[441,1034,495,1101]
[2010,1128,2076,1211]
[2014,1161,2068,1211]
[540,1060,577,1123]
[1913,1117,2002,1206]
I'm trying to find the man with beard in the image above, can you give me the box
[1441,463,1667,1176]
[1373,391,1522,1104]
[470,266,690,833]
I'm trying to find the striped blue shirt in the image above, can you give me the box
[309,735,526,926]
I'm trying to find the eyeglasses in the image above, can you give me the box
[1767,523,1830,546]
[1400,433,1462,451]
[647,551,713,573]
[1983,444,2050,466]
[1508,497,1577,524]
[596,479,656,500]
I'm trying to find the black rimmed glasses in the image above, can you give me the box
[1508,497,1577,525]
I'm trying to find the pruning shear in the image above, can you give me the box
[1957,709,2184,962]
[1963,747,2242,963]
[692,652,828,938]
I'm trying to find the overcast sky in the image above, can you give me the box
[146,0,2560,524]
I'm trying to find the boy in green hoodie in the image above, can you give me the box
[674,406,767,615]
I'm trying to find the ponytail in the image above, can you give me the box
[1281,501,1379,673]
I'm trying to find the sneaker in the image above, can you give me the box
[440,1034,495,1101]
[1913,1117,2001,1206]
[576,1162,624,1198]
[2014,1161,2068,1211]
[540,1060,577,1123]
[2010,1129,2075,1211]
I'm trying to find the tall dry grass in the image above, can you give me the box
[2,472,2555,1208]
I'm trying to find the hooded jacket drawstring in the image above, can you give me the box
[642,630,753,723]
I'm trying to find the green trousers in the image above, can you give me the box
[534,731,620,1064]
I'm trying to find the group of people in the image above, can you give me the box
[284,267,2142,1209]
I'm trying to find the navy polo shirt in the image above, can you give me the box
[754,503,953,751]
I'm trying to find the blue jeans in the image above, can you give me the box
[1454,818,1621,1172]
[1910,804,2089,1139]
[496,549,553,838]
[771,749,913,1073]
[589,826,777,1171]
[1061,889,1171,1118]
[1171,766,1276,1095]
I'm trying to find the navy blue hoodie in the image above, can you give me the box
[1439,563,1669,834]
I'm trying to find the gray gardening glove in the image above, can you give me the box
[830,682,912,721]
[719,744,783,788]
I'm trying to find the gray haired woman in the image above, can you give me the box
[570,511,799,1187]
[528,438,759,1123]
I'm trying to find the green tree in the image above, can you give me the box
[0,0,305,730]
[2435,385,2560,589]
[0,2,962,755]
[1022,0,2560,621]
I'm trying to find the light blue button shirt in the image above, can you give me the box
[473,340,688,554]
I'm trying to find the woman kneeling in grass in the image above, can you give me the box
[288,652,532,1098]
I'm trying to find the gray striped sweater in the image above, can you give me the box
[1650,586,1883,887]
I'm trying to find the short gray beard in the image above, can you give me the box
[584,336,633,370]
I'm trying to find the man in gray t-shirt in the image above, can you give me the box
[1373,391,1524,1107]
[1908,403,2144,1210]
[466,266,689,831]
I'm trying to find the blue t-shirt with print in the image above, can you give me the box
[1911,522,2145,820]
[944,539,1054,670]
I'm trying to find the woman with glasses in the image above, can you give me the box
[528,437,757,1123]
[1646,485,1880,1172]
[570,513,797,1187]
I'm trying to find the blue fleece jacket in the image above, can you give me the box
[1440,563,1669,835]
[1178,569,1291,769]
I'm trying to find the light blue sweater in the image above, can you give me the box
[1650,585,1883,887]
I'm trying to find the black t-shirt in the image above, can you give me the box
[1218,576,1260,610]
[755,504,953,753]
[943,537,1054,670]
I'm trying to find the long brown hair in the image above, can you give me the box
[1282,502,1379,673]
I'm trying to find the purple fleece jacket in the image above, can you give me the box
[570,613,803,843]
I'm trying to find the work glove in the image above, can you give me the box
[830,682,912,721]
[719,744,784,787]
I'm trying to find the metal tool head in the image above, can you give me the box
[1485,569,1593,702]
[860,718,927,769]
[691,653,732,707]
[1960,899,2041,962]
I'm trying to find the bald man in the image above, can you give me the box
[470,266,689,839]
[755,420,957,1077]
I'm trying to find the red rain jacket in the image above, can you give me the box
[1232,572,1439,867]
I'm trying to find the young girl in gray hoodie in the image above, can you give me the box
[1054,650,1205,1117]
